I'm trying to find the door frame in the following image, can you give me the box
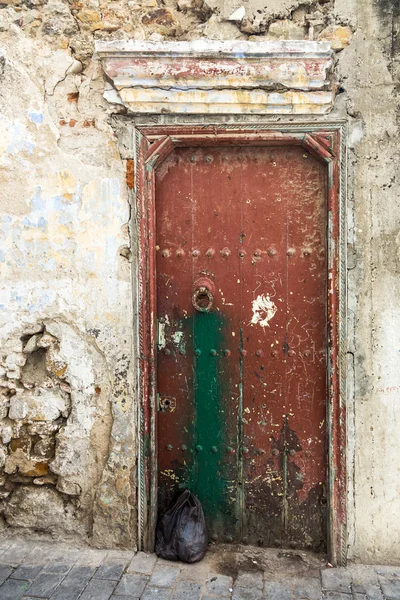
[133,123,347,565]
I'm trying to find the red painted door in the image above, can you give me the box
[155,145,327,550]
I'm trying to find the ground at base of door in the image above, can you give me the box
[0,537,399,600]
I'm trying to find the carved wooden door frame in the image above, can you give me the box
[133,123,347,565]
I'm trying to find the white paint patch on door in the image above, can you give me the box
[251,294,277,328]
[157,315,170,349]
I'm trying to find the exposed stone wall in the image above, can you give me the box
[0,0,400,564]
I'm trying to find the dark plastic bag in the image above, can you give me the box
[155,489,208,563]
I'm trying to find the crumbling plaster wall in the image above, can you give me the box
[0,0,399,563]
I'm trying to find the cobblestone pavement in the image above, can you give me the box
[0,537,400,600]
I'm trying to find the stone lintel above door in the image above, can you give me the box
[96,40,334,115]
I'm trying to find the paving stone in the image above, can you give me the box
[114,573,149,597]
[235,571,263,589]
[41,562,73,575]
[0,540,13,551]
[79,578,116,600]
[95,563,126,581]
[0,543,36,566]
[375,566,400,579]
[379,578,400,600]
[205,573,233,597]
[0,564,13,585]
[352,583,382,600]
[105,551,135,567]
[323,593,353,600]
[321,569,352,594]
[26,572,66,598]
[263,581,291,600]
[232,586,262,600]
[178,561,210,583]
[10,564,44,581]
[0,578,31,600]
[75,549,109,567]
[149,565,180,588]
[110,597,140,600]
[127,553,158,575]
[291,577,322,599]
[172,580,202,600]
[351,566,379,592]
[51,566,97,600]
[142,587,173,600]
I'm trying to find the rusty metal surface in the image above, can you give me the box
[155,144,328,549]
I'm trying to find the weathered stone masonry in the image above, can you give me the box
[1,0,400,566]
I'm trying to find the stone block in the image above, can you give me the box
[8,387,70,422]
[51,566,96,600]
[352,582,382,598]
[142,587,173,600]
[10,564,43,581]
[95,563,126,581]
[5,353,26,369]
[74,549,109,567]
[4,486,72,531]
[232,586,262,600]
[321,568,352,593]
[323,594,353,600]
[0,579,30,600]
[42,562,74,575]
[141,8,179,34]
[0,564,13,585]
[26,572,66,598]
[114,573,149,597]
[172,581,201,600]
[235,571,263,589]
[5,448,49,477]
[375,566,400,579]
[318,25,353,50]
[379,578,400,600]
[79,578,116,600]
[76,9,104,32]
[263,581,291,600]
[149,565,180,588]
[127,553,157,575]
[291,576,322,599]
[205,573,233,597]
[0,445,7,469]
[178,560,210,583]
[267,19,307,40]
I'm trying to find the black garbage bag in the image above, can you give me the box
[155,489,208,563]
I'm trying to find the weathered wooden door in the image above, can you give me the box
[156,145,327,550]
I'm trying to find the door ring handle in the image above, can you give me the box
[192,285,214,313]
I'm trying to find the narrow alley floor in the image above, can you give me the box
[0,536,399,600]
